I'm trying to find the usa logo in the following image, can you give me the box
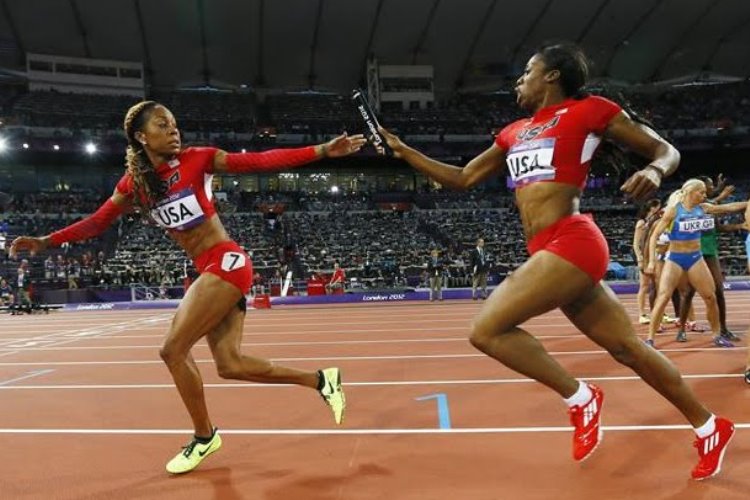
[517,116,560,141]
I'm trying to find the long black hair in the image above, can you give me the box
[534,42,660,176]
[123,101,168,213]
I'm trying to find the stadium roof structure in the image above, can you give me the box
[0,0,749,93]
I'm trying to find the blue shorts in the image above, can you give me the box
[745,234,750,260]
[667,251,702,271]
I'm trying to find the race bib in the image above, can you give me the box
[506,138,556,187]
[221,252,246,272]
[677,217,714,233]
[151,188,205,231]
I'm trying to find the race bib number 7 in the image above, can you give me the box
[506,138,556,187]
[221,252,246,272]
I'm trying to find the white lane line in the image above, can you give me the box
[0,346,743,367]
[0,369,55,386]
[0,372,742,391]
[0,332,742,351]
[0,424,748,435]
[0,315,172,354]
[0,346,747,366]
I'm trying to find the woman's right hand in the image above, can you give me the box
[645,262,655,275]
[9,236,48,259]
[377,126,407,158]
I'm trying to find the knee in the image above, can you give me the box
[607,338,644,368]
[216,359,241,380]
[159,343,185,367]
[469,320,507,354]
[702,291,717,304]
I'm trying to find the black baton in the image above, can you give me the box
[351,89,392,156]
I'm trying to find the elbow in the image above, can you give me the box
[456,174,478,191]
[666,144,681,170]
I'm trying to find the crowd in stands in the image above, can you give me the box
[2,79,750,299]
[2,185,750,301]
[1,81,749,151]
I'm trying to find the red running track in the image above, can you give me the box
[0,293,748,499]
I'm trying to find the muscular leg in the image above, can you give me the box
[704,256,728,332]
[469,251,595,398]
[671,289,681,319]
[648,261,683,342]
[687,260,719,336]
[160,273,245,437]
[207,305,319,387]
[637,270,650,317]
[678,284,696,327]
[561,283,710,427]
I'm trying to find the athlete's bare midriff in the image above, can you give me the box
[169,214,232,260]
[516,182,582,240]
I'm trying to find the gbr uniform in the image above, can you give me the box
[494,96,622,282]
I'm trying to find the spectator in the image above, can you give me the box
[0,277,13,307]
[326,261,346,294]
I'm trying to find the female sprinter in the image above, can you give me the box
[633,199,661,323]
[646,179,746,347]
[675,175,741,342]
[377,43,733,480]
[10,101,365,474]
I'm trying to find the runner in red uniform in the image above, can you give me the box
[10,100,365,474]
[378,43,733,480]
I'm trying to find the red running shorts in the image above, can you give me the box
[193,240,253,295]
[526,214,609,283]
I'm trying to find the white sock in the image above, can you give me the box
[694,414,716,438]
[563,381,592,408]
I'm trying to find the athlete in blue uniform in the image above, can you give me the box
[646,179,746,347]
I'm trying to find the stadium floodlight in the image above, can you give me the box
[85,142,97,154]
[331,185,339,194]
[241,148,247,153]
[0,138,6,153]
[53,144,60,151]
[22,143,29,149]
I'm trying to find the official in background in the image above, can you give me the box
[470,238,489,300]
[427,249,445,301]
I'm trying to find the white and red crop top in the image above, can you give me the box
[116,147,219,231]
[494,96,622,190]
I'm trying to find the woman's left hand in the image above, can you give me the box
[621,166,662,201]
[321,133,367,158]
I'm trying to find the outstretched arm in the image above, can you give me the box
[212,133,366,174]
[10,190,130,258]
[379,127,505,191]
[702,201,748,215]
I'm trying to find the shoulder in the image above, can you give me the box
[663,205,678,218]
[576,95,623,133]
[115,173,134,195]
[579,95,622,111]
[180,147,219,162]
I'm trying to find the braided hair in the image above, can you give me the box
[123,101,167,214]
